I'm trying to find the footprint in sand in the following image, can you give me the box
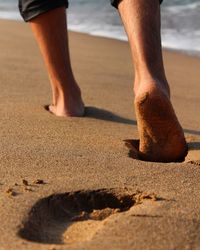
[18,188,158,246]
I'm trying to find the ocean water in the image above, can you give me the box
[0,0,200,55]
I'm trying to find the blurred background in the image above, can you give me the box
[0,0,199,55]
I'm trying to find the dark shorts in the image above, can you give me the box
[19,0,163,22]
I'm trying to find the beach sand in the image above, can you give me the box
[0,19,200,250]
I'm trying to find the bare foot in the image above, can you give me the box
[134,80,187,162]
[45,84,85,117]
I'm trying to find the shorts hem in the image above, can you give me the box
[20,0,68,22]
[111,0,163,9]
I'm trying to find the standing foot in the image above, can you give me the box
[45,84,85,117]
[134,80,187,162]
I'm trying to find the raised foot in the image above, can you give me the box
[45,101,85,117]
[135,84,188,162]
[44,86,85,117]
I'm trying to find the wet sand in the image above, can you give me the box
[0,19,200,250]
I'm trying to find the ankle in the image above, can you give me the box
[134,75,170,98]
[53,76,81,95]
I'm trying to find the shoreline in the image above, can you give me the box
[0,17,199,58]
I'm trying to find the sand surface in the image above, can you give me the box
[0,19,200,250]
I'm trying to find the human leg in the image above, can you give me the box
[115,0,187,162]
[19,1,84,117]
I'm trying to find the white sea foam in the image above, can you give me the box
[0,11,21,20]
[164,2,200,14]
[161,31,200,55]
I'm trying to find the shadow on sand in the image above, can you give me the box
[184,129,200,136]
[85,106,200,138]
[84,106,136,125]
[187,141,200,151]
